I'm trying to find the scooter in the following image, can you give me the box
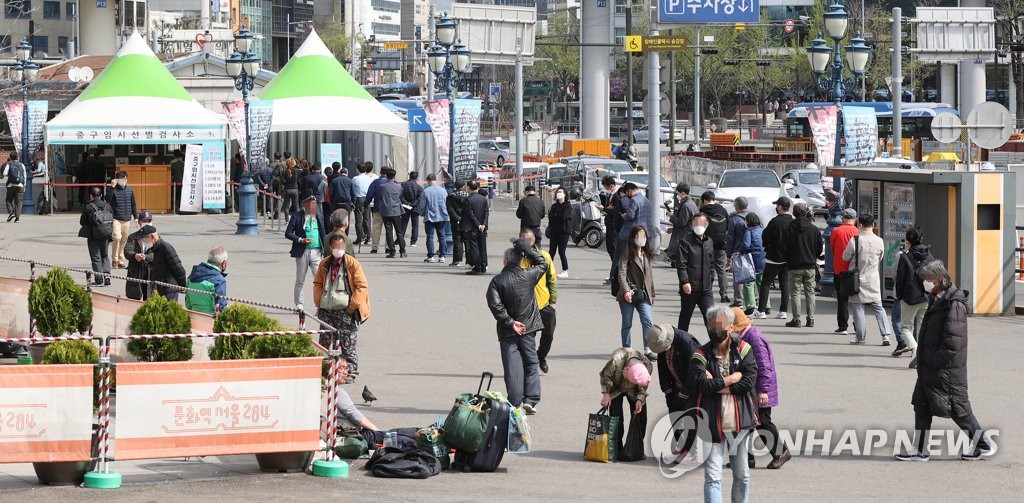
[568,189,605,249]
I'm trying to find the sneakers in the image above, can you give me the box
[750,310,768,319]
[805,317,814,328]
[775,311,788,320]
[296,303,304,312]
[834,327,849,335]
[370,249,378,254]
[895,448,930,461]
[400,252,408,258]
[849,338,865,345]
[438,257,446,263]
[785,318,802,328]
[721,295,731,303]
[743,307,755,316]
[449,261,461,267]
[425,257,438,263]
[645,351,658,361]
[881,335,892,347]
[522,403,537,415]
[410,242,418,247]
[557,271,569,278]
[892,342,911,357]
[729,300,743,308]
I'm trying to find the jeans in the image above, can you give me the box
[465,228,488,271]
[424,220,448,258]
[499,332,541,407]
[382,215,406,254]
[537,305,557,364]
[401,211,420,244]
[371,212,384,250]
[914,404,989,454]
[891,300,903,344]
[741,273,761,309]
[548,232,569,271]
[704,430,752,503]
[87,238,111,279]
[899,300,926,349]
[354,197,369,242]
[679,288,713,332]
[787,268,817,320]
[111,220,131,267]
[293,248,323,306]
[5,185,24,219]
[712,248,728,298]
[850,300,891,343]
[618,300,653,349]
[834,272,851,330]
[758,263,788,313]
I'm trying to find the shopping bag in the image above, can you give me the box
[584,407,621,463]
[618,407,648,462]
[508,406,533,454]
[731,253,756,285]
[443,393,490,452]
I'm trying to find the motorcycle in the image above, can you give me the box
[568,188,605,249]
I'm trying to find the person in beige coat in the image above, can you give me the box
[842,214,893,345]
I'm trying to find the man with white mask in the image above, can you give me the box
[674,213,715,331]
[105,171,138,269]
[123,210,154,300]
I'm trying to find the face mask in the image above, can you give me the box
[922,280,935,293]
[556,193,565,201]
[140,240,152,251]
[116,179,126,187]
[709,329,730,345]
[634,237,647,247]
[693,225,707,236]
[332,248,345,259]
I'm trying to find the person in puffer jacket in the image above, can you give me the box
[733,307,790,470]
[184,247,229,314]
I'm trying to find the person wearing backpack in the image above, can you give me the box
[699,191,730,303]
[647,323,701,464]
[3,152,27,223]
[105,171,138,270]
[892,227,934,364]
[78,187,114,286]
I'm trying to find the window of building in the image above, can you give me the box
[123,1,134,27]
[370,0,399,13]
[58,36,67,54]
[133,1,145,28]
[371,22,401,37]
[5,0,31,18]
[65,1,74,18]
[31,35,48,55]
[43,0,59,18]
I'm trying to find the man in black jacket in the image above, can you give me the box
[400,171,424,246]
[123,210,154,300]
[486,238,548,412]
[328,163,356,213]
[515,185,545,246]
[647,323,701,462]
[668,183,699,265]
[78,187,113,287]
[138,225,187,301]
[892,227,935,359]
[699,191,730,303]
[675,213,715,331]
[446,181,467,266]
[784,203,823,328]
[461,180,489,274]
[105,171,138,270]
[758,197,794,319]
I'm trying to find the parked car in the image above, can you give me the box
[632,125,669,144]
[559,156,635,190]
[780,168,827,214]
[614,171,674,199]
[541,163,568,190]
[478,140,509,167]
[708,169,792,227]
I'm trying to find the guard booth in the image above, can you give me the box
[832,167,1017,315]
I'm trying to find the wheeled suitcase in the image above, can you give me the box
[452,372,509,472]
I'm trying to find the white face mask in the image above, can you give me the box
[634,237,647,247]
[556,193,565,201]
[693,225,707,236]
[140,240,153,251]
[116,179,126,187]
[332,248,345,259]
[922,280,935,293]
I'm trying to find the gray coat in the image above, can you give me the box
[842,230,885,304]
[376,180,404,218]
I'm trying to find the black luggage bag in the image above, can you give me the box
[452,372,509,472]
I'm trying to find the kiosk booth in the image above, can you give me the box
[832,166,1017,315]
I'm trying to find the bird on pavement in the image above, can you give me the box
[362,385,378,406]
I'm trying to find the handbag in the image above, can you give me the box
[731,253,756,285]
[584,407,621,463]
[618,406,648,462]
[837,236,861,297]
[508,406,533,454]
[442,393,490,452]
[320,257,351,310]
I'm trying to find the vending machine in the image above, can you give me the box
[880,183,916,301]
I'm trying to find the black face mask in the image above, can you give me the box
[708,329,730,345]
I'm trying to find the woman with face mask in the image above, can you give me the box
[313,235,372,383]
[547,187,572,278]
[616,226,657,360]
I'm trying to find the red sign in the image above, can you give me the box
[784,19,795,34]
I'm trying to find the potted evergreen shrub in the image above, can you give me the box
[245,333,321,473]
[126,295,193,362]
[26,268,93,363]
[208,304,286,361]
[33,340,100,485]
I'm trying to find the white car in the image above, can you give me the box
[632,125,668,144]
[708,169,792,226]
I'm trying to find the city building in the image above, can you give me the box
[399,0,427,85]
[1,0,77,58]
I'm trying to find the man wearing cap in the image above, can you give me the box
[757,197,794,319]
[647,323,701,462]
[123,210,154,300]
[830,208,860,335]
[516,185,545,247]
[286,195,329,310]
[105,171,138,269]
[139,225,187,301]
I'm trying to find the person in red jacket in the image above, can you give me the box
[829,208,860,335]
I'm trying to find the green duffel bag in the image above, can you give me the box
[442,393,489,452]
[334,435,369,459]
[417,426,450,469]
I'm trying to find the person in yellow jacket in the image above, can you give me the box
[519,228,558,373]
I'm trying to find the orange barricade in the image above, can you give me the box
[0,364,96,463]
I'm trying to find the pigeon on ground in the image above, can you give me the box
[362,385,378,406]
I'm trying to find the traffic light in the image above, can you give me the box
[724,59,739,65]
[659,60,672,96]
[756,60,771,66]
[700,47,718,55]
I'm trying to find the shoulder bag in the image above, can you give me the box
[320,257,351,310]
[837,235,861,297]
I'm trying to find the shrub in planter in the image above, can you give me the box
[28,268,92,337]
[127,295,193,362]
[41,340,99,364]
[209,304,286,360]
[35,339,100,486]
[244,334,319,359]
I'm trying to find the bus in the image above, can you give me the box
[784,102,959,142]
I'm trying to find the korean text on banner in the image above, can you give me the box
[180,145,204,213]
[0,365,95,463]
[202,143,226,210]
[222,100,246,153]
[3,101,24,156]
[26,100,47,156]
[247,100,274,170]
[452,99,483,183]
[112,358,322,460]
[842,106,878,166]
[320,144,343,167]
[806,105,838,168]
[423,99,451,171]
[658,0,759,24]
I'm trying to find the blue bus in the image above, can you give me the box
[785,102,959,141]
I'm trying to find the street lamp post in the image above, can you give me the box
[14,39,39,214]
[226,28,262,235]
[808,2,871,296]
[426,13,472,182]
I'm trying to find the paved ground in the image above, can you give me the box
[0,201,1022,502]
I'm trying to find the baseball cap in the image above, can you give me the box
[772,196,792,209]
[137,210,153,222]
[302,195,318,203]
[139,225,157,236]
[842,208,858,219]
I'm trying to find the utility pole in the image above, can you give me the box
[693,26,701,146]
[625,3,634,144]
[668,28,677,151]
[515,34,525,199]
[647,22,662,252]
[892,7,902,158]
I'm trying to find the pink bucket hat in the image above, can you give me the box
[624,361,650,387]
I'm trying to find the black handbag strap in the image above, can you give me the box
[853,235,860,270]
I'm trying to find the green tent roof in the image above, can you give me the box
[260,30,374,101]
[77,32,193,102]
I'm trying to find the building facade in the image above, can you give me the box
[2,0,77,57]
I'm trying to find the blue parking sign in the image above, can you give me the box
[408,109,431,132]
[658,0,759,24]
[489,83,501,98]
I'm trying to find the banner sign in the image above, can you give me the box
[0,365,96,463]
[202,143,226,210]
[222,100,246,153]
[113,358,322,460]
[247,100,273,170]
[320,143,343,167]
[4,101,23,156]
[806,105,838,168]
[842,106,878,166]
[658,0,759,24]
[423,99,451,171]
[26,100,47,156]
[47,125,225,144]
[180,145,204,213]
[452,99,482,183]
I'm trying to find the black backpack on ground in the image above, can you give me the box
[365,446,442,479]
[91,202,114,240]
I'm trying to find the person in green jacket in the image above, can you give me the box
[185,247,229,314]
